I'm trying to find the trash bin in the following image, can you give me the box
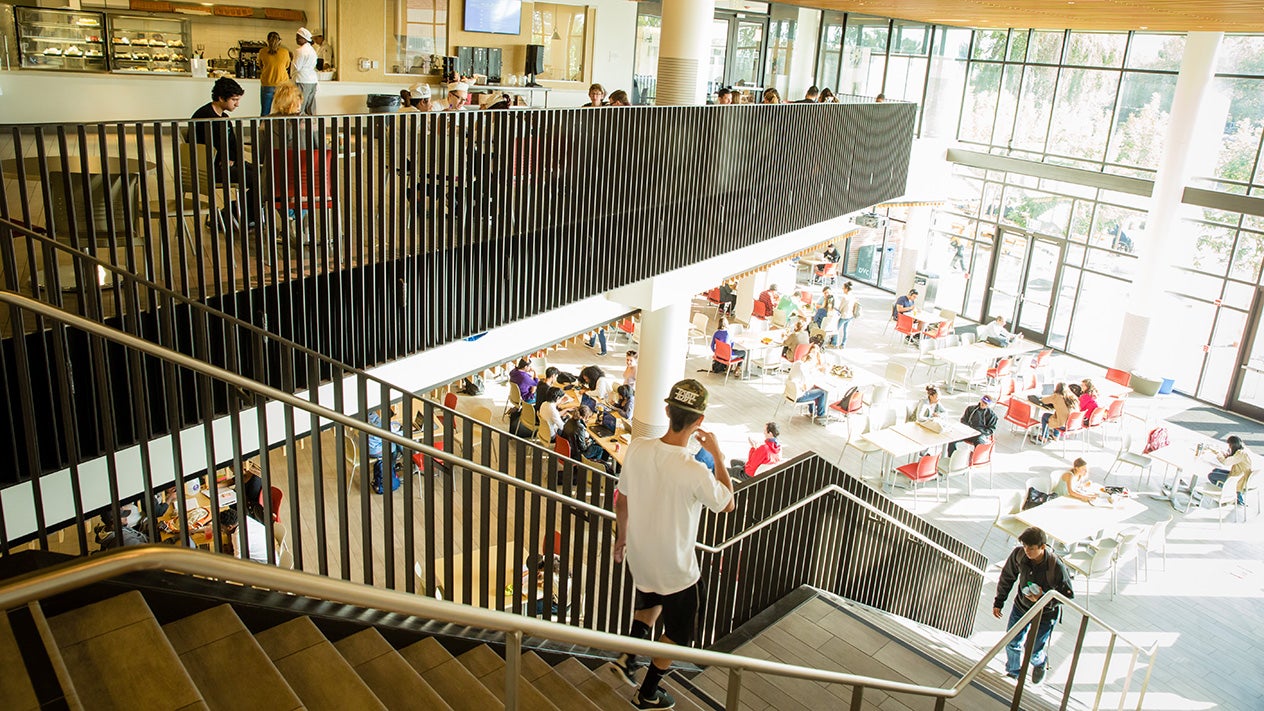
[366,94,402,113]
[914,270,940,305]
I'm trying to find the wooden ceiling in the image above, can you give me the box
[786,0,1264,32]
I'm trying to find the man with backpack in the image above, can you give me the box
[993,527,1074,684]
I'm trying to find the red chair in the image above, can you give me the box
[894,453,942,505]
[800,289,814,307]
[1002,399,1041,448]
[928,320,953,340]
[412,437,450,481]
[259,486,283,522]
[827,389,865,427]
[994,377,1017,406]
[1105,368,1132,387]
[892,313,918,345]
[752,300,770,320]
[616,318,636,344]
[705,288,723,308]
[813,262,837,285]
[1030,349,1053,370]
[1085,406,1108,447]
[553,436,571,459]
[271,148,334,218]
[1101,397,1126,440]
[1059,411,1087,455]
[712,341,745,385]
[969,442,995,490]
[986,357,1013,384]
[790,343,811,363]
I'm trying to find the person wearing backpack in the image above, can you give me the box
[993,527,1074,685]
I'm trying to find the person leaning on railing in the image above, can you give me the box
[613,379,734,710]
[992,527,1074,686]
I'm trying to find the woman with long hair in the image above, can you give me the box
[258,31,291,116]
[1037,382,1079,443]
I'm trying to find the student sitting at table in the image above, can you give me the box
[813,287,835,326]
[1054,458,1099,502]
[538,388,567,441]
[892,288,918,321]
[915,385,946,422]
[1204,435,1253,506]
[623,350,638,387]
[978,315,1019,346]
[710,317,747,359]
[947,395,998,456]
[562,405,613,472]
[781,318,809,360]
[719,283,738,315]
[757,284,780,315]
[509,358,539,405]
[823,243,841,263]
[788,343,830,424]
[218,508,271,564]
[1034,383,1078,444]
[611,384,635,419]
[1078,379,1100,421]
[728,422,782,480]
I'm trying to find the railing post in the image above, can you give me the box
[505,629,522,711]
[725,667,742,710]
[849,685,864,711]
[1095,633,1117,711]
[1117,648,1139,711]
[1134,649,1157,711]
[1010,616,1039,711]
[1060,615,1091,711]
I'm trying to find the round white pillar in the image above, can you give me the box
[631,300,692,439]
[656,0,716,105]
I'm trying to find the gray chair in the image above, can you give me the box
[1062,539,1120,606]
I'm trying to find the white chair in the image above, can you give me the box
[952,362,988,392]
[1104,432,1153,485]
[690,312,712,348]
[937,447,972,499]
[838,413,884,479]
[344,433,369,495]
[273,521,294,569]
[1062,539,1119,606]
[884,362,910,390]
[1136,516,1173,578]
[980,491,1027,550]
[1112,528,1144,591]
[914,338,951,382]
[959,332,977,346]
[1197,474,1245,527]
[775,380,814,420]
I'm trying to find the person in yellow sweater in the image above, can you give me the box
[258,31,291,115]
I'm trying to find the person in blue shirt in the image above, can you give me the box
[367,406,405,485]
[892,288,918,321]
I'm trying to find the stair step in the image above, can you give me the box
[46,591,207,711]
[333,629,453,711]
[399,637,503,711]
[162,604,303,711]
[554,657,634,709]
[522,652,601,711]
[456,644,559,711]
[254,617,386,711]
[593,662,708,711]
[0,612,40,711]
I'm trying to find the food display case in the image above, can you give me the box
[14,6,108,73]
[107,15,191,75]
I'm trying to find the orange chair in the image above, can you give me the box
[705,288,723,308]
[970,442,995,489]
[928,320,953,340]
[1101,397,1126,440]
[1105,368,1132,387]
[994,377,1017,406]
[1030,348,1053,370]
[894,453,942,505]
[827,389,865,425]
[790,343,811,363]
[712,341,745,385]
[1002,399,1041,448]
[986,357,1013,384]
[813,262,837,285]
[1059,411,1088,456]
[553,436,571,459]
[892,313,918,345]
[1085,406,1108,447]
[752,301,770,320]
[261,486,283,522]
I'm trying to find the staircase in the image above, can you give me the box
[1,590,719,711]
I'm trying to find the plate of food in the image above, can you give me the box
[186,507,212,528]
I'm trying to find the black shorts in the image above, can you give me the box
[634,581,704,648]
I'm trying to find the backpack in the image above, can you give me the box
[852,301,862,318]
[1143,426,1170,454]
[372,457,403,494]
[462,375,485,396]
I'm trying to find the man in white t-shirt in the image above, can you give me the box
[978,315,1020,345]
[218,508,271,565]
[291,27,318,115]
[613,379,734,710]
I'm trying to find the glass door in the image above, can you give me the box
[1227,288,1264,421]
[711,13,767,92]
[707,19,729,96]
[983,230,1062,342]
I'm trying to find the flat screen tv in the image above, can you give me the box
[464,0,523,35]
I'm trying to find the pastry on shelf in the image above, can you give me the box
[113,36,130,44]
[64,46,83,56]
[168,39,184,48]
[85,49,102,57]
[42,47,62,56]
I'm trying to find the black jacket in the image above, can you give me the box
[961,404,999,439]
[994,545,1074,617]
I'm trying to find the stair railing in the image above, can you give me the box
[0,545,1156,711]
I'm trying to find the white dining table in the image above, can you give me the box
[1014,495,1147,547]
[864,419,979,490]
[937,339,1043,391]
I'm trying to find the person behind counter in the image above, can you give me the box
[582,83,609,107]
[609,90,631,107]
[313,33,333,70]
[259,32,290,116]
[445,82,471,111]
[401,83,436,112]
[292,26,318,115]
[190,77,260,231]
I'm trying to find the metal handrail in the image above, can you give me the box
[0,546,1154,710]
[0,217,616,486]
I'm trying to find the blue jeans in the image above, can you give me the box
[835,318,854,347]
[260,85,277,116]
[1006,605,1057,675]
[796,388,828,417]
[587,329,607,355]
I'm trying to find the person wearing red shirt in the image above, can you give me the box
[728,422,782,479]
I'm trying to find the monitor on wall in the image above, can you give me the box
[464,0,523,35]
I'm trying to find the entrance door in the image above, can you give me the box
[984,230,1062,343]
[1227,288,1264,421]
[711,13,767,92]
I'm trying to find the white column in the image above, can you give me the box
[896,206,932,299]
[656,0,716,105]
[631,300,691,439]
[1117,32,1222,372]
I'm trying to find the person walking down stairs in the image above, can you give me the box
[612,380,735,709]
